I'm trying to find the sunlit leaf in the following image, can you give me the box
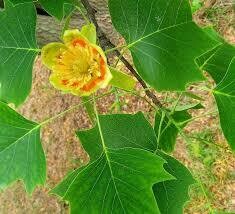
[52,113,173,213]
[52,113,196,213]
[0,0,38,106]
[108,0,219,91]
[191,0,203,13]
[81,23,97,44]
[0,101,46,193]
[110,67,136,91]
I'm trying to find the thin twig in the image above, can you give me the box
[81,0,163,108]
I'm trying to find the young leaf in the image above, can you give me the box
[0,0,38,106]
[0,101,46,193]
[191,0,203,13]
[52,113,174,213]
[108,0,220,91]
[110,67,136,91]
[81,23,97,44]
[154,104,202,153]
[153,152,195,214]
[213,58,235,150]
[81,96,96,124]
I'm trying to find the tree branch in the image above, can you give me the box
[81,0,163,108]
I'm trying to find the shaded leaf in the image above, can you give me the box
[0,0,38,106]
[108,0,219,91]
[198,43,235,83]
[9,0,77,20]
[0,101,46,193]
[39,0,76,20]
[154,152,195,214]
[52,113,172,213]
[196,28,235,83]
[197,28,235,150]
[154,103,202,153]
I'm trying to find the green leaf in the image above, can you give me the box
[183,91,204,101]
[154,111,190,153]
[52,113,195,213]
[81,96,96,124]
[0,0,38,106]
[191,0,203,13]
[196,27,235,83]
[198,43,235,83]
[52,113,173,213]
[81,23,97,44]
[110,67,136,91]
[39,0,76,20]
[213,58,235,150]
[0,101,46,193]
[108,0,219,91]
[9,0,77,20]
[153,152,195,214]
[154,104,202,153]
[77,113,158,159]
[196,28,235,150]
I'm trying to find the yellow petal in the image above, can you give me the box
[63,29,88,46]
[41,42,67,69]
[49,74,71,92]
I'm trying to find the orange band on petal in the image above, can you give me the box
[92,48,98,55]
[99,58,106,80]
[72,39,86,47]
[82,79,99,92]
[61,79,69,85]
[71,81,80,87]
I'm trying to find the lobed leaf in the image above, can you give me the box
[52,113,195,213]
[108,0,220,91]
[0,101,46,193]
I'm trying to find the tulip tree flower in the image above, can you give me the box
[41,24,112,96]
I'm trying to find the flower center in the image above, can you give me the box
[58,42,99,83]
